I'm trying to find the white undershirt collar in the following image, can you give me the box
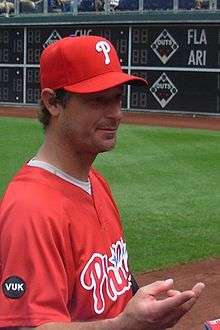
[27,158,91,195]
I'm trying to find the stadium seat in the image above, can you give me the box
[162,0,173,10]
[117,0,138,11]
[180,0,209,10]
[144,0,172,10]
[178,0,194,10]
[78,0,94,11]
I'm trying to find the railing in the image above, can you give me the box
[0,0,219,17]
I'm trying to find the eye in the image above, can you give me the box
[85,91,123,107]
[94,96,105,103]
[88,96,106,107]
[114,93,123,103]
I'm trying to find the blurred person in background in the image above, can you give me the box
[19,0,43,13]
[194,0,209,9]
[95,0,104,11]
[0,0,14,17]
[109,0,119,11]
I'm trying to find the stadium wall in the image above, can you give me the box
[0,10,220,116]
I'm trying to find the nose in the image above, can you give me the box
[105,101,123,121]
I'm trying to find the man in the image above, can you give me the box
[194,0,208,9]
[0,35,204,329]
[0,0,14,17]
[109,0,119,12]
[94,0,104,11]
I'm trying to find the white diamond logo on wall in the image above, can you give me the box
[151,29,179,64]
[150,73,178,108]
[43,30,62,49]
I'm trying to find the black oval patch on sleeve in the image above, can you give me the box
[2,276,26,299]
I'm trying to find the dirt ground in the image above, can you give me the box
[1,106,220,329]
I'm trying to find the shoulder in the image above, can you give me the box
[2,165,62,208]
[0,165,72,232]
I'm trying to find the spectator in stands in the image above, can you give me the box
[95,0,104,11]
[20,0,43,13]
[48,0,62,12]
[109,0,119,12]
[0,0,14,17]
[194,0,208,9]
[48,0,74,13]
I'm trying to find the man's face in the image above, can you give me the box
[57,85,123,156]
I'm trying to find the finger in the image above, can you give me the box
[179,282,205,312]
[138,279,174,298]
[167,283,205,300]
[163,285,205,328]
[156,290,195,318]
[155,283,205,325]
[192,282,205,298]
[167,289,181,297]
[161,282,205,309]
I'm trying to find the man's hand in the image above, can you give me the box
[15,280,205,330]
[116,279,205,330]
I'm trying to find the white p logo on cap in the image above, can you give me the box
[96,41,111,65]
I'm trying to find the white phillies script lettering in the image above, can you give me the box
[96,41,111,65]
[80,238,131,314]
[5,283,24,291]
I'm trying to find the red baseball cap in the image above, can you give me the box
[40,35,147,93]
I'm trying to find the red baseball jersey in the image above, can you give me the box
[0,165,133,327]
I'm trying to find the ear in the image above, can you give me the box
[41,88,62,117]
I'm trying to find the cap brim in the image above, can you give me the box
[63,71,148,94]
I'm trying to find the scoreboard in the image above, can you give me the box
[0,24,220,114]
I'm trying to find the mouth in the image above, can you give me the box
[98,128,117,132]
[96,127,118,140]
[97,128,118,138]
[96,123,119,131]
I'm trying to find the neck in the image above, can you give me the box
[36,131,96,181]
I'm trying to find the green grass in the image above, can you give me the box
[0,117,43,194]
[1,117,220,273]
[94,125,220,273]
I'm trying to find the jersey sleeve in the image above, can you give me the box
[0,184,74,327]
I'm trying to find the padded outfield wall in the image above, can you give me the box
[0,10,220,115]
